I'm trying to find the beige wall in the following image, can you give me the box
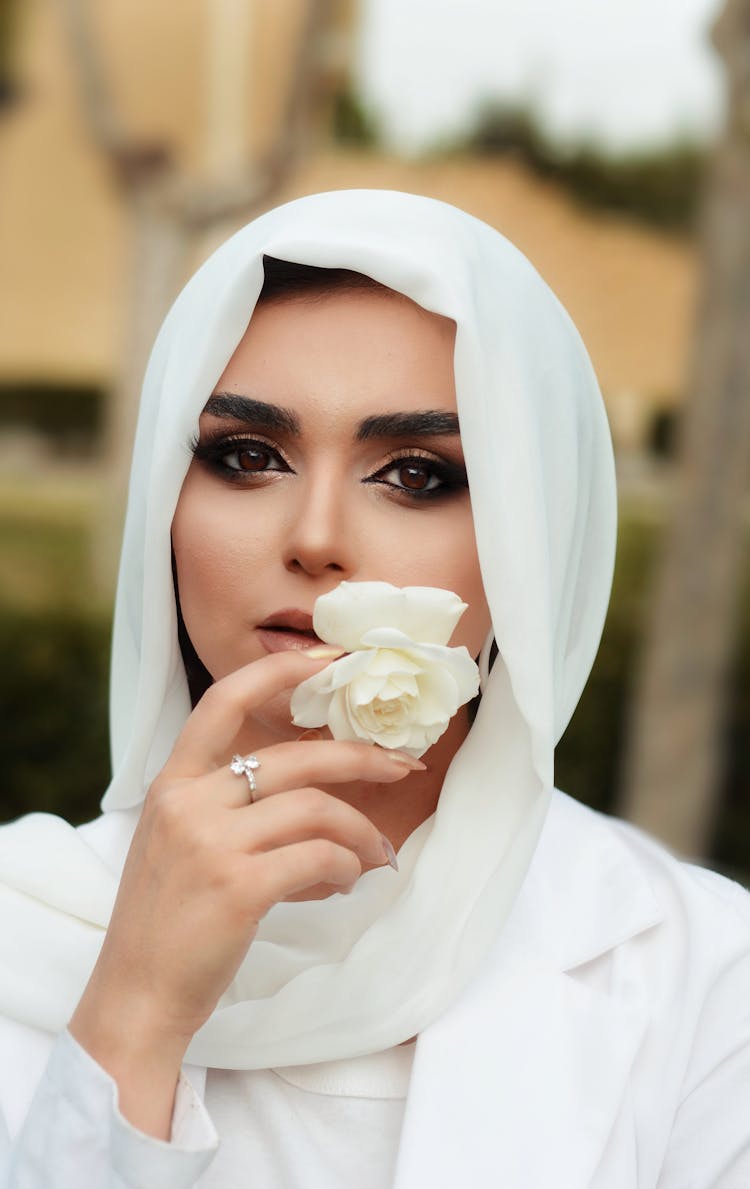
[0,0,695,429]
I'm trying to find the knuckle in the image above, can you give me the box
[145,782,204,854]
[342,853,363,884]
[150,783,185,824]
[308,837,340,867]
[142,780,179,828]
[145,771,173,804]
[313,838,361,883]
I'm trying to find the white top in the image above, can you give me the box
[1,1029,415,1188]
[2,791,749,1188]
[202,1044,415,1187]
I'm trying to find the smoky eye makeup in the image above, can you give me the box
[188,422,468,501]
[364,450,468,500]
[189,426,293,478]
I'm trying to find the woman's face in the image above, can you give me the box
[172,288,492,745]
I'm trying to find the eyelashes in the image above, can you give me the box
[364,453,467,499]
[189,431,468,502]
[191,433,289,477]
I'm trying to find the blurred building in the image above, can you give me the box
[0,0,696,452]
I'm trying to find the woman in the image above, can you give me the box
[0,189,748,1187]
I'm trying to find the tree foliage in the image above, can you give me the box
[441,102,707,232]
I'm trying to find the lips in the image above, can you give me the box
[257,609,324,652]
[258,609,318,635]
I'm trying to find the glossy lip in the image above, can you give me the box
[256,608,324,653]
[258,608,316,633]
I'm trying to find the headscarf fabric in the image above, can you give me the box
[0,190,617,1068]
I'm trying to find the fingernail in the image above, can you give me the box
[296,729,323,742]
[380,834,399,872]
[305,645,346,659]
[385,752,427,771]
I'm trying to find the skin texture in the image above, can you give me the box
[69,290,492,1139]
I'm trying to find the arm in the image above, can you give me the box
[1,1028,217,1189]
[66,649,408,1139]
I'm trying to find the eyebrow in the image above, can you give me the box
[203,393,461,440]
[203,394,300,434]
[356,410,460,440]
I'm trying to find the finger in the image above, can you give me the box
[248,839,364,913]
[210,739,426,808]
[163,648,344,779]
[227,785,394,867]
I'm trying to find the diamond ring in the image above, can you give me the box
[230,754,261,801]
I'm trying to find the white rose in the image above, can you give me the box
[290,582,481,757]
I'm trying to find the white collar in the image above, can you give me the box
[393,789,662,1186]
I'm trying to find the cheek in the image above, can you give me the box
[375,503,491,657]
[432,506,491,656]
[172,489,237,606]
[451,556,492,657]
[170,478,271,661]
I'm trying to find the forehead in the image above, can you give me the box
[210,290,458,427]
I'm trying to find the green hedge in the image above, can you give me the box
[1,520,748,884]
[0,382,105,457]
[0,611,111,824]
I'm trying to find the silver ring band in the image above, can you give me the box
[230,754,261,800]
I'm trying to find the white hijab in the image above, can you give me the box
[0,190,616,1069]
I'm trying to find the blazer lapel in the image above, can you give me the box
[392,791,663,1188]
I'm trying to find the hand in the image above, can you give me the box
[69,648,423,1131]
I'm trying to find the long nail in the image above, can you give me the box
[385,752,427,771]
[305,645,346,659]
[380,834,399,871]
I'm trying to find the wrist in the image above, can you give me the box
[69,978,191,1140]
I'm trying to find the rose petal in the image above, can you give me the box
[359,646,423,677]
[387,672,420,697]
[324,651,373,690]
[290,669,336,727]
[312,582,407,650]
[312,581,468,648]
[414,668,460,723]
[348,673,390,705]
[440,648,482,702]
[373,678,410,702]
[327,689,363,742]
[368,722,412,749]
[372,586,468,644]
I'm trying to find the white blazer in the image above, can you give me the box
[2,789,749,1187]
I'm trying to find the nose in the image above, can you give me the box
[282,466,358,578]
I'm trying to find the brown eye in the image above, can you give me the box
[236,446,272,472]
[364,453,466,500]
[399,462,431,490]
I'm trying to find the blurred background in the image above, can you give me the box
[1,0,748,884]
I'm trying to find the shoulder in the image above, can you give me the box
[532,789,750,992]
[602,800,750,933]
[529,792,750,1125]
[550,786,750,929]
